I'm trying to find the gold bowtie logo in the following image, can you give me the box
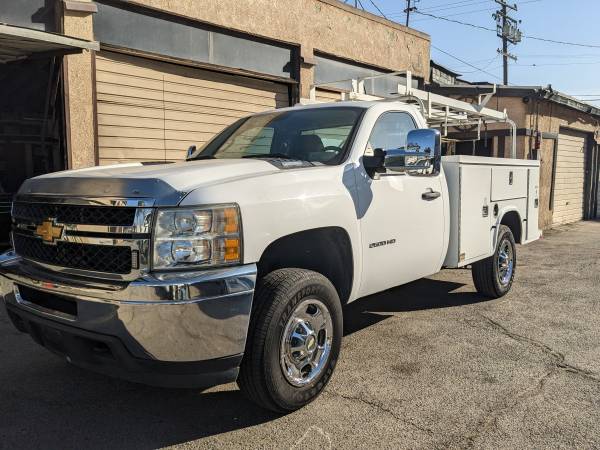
[35,219,64,245]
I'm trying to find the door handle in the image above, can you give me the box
[422,190,441,201]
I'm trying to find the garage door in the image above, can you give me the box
[95,52,290,165]
[553,130,587,226]
[314,88,344,103]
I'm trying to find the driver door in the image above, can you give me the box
[357,112,446,297]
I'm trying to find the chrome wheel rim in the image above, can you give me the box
[497,239,514,286]
[280,298,333,387]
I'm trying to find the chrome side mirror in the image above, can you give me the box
[186,145,197,161]
[384,128,441,176]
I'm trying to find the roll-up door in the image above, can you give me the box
[95,52,290,164]
[552,130,587,225]
[314,88,344,103]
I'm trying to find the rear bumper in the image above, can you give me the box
[0,252,256,388]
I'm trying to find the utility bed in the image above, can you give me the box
[442,155,541,268]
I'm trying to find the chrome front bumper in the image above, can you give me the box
[0,252,256,387]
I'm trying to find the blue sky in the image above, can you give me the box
[345,0,600,104]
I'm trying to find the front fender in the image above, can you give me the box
[178,165,363,300]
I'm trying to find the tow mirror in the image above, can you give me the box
[186,145,196,161]
[384,128,441,176]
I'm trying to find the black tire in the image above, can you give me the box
[237,268,343,413]
[472,225,517,298]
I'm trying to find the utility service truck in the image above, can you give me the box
[0,73,540,412]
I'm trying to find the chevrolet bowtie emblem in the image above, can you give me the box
[35,219,64,245]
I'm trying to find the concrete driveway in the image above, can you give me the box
[1,222,599,449]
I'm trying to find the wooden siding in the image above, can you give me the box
[95,52,289,164]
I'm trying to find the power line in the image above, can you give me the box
[413,8,600,49]
[431,44,504,81]
[387,0,492,16]
[387,0,492,14]
[410,7,498,23]
[525,35,600,49]
[418,0,494,13]
[367,0,388,18]
[413,10,496,30]
[514,61,600,67]
[459,55,501,73]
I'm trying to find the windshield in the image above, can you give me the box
[195,107,364,165]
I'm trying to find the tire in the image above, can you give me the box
[237,268,343,413]
[472,225,517,298]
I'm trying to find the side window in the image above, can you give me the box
[367,112,416,153]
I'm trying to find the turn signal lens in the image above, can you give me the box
[224,238,240,261]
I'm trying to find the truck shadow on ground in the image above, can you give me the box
[343,278,488,336]
[0,277,488,449]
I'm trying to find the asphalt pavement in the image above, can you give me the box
[1,221,599,449]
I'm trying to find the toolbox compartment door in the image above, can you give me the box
[491,166,528,201]
[459,165,492,263]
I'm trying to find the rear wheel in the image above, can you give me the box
[237,268,342,413]
[472,225,516,298]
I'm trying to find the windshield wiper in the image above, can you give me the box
[243,153,304,160]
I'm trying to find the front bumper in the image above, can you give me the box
[0,252,256,388]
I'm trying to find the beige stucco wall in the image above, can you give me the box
[524,99,600,229]
[58,0,431,169]
[62,2,96,169]
[129,0,431,96]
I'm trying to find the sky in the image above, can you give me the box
[343,0,600,105]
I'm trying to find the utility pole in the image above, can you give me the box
[404,0,419,27]
[493,0,521,85]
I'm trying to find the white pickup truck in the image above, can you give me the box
[0,97,540,413]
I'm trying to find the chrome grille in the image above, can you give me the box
[12,202,136,226]
[13,234,134,275]
[11,198,154,280]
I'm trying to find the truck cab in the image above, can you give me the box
[0,94,540,413]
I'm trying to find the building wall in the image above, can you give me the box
[525,99,600,229]
[127,0,431,96]
[53,0,431,168]
[61,1,97,169]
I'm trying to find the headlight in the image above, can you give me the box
[152,204,241,270]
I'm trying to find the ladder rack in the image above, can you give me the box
[304,71,517,158]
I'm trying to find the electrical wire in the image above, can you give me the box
[367,0,388,18]
[458,55,501,73]
[431,44,503,81]
[410,7,498,23]
[386,0,492,16]
[413,9,600,49]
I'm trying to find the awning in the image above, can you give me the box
[0,23,99,64]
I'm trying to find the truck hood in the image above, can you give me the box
[17,159,281,206]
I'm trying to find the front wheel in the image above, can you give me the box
[472,224,516,298]
[237,268,343,413]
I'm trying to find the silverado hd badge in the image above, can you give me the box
[35,219,64,245]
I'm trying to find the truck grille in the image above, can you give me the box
[10,199,153,278]
[12,202,136,226]
[12,234,134,275]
